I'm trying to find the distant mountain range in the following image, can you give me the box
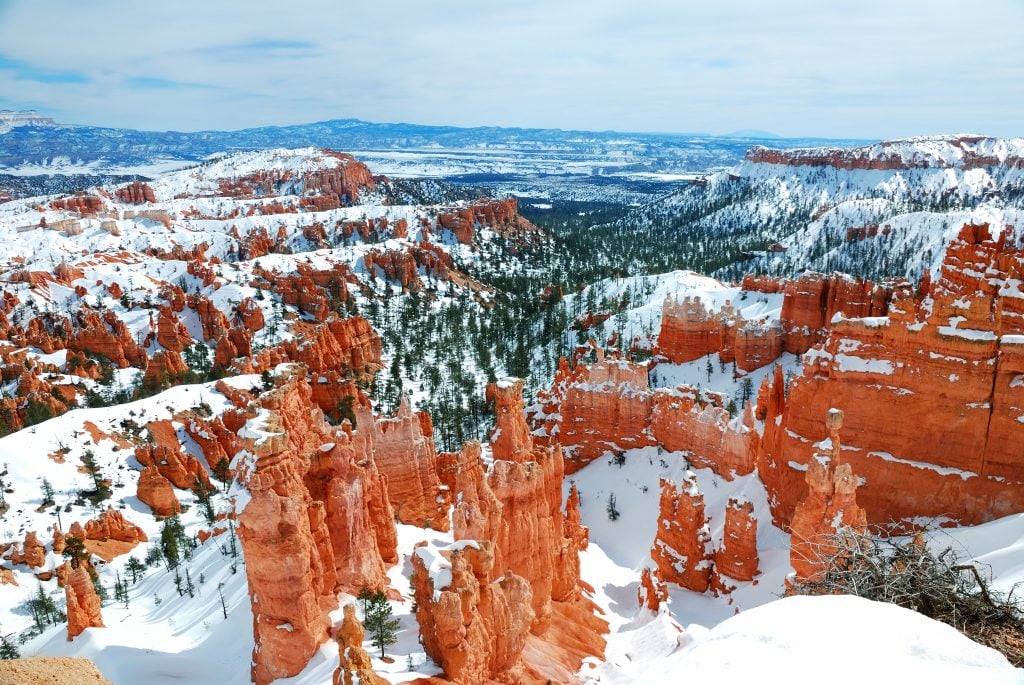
[0,112,866,178]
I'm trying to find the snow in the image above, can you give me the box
[835,354,894,375]
[581,594,1020,684]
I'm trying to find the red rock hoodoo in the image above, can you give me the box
[788,410,867,581]
[759,224,1024,528]
[650,473,713,592]
[233,367,397,685]
[65,564,103,640]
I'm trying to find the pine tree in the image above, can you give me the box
[126,556,146,584]
[363,590,400,659]
[40,478,55,506]
[0,633,18,659]
[62,536,88,569]
[606,493,620,521]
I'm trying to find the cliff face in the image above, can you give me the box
[760,224,1024,528]
[745,135,1024,171]
[535,355,757,481]
[650,474,713,592]
[779,272,891,355]
[65,564,103,640]
[537,355,655,473]
[414,378,605,684]
[232,368,397,685]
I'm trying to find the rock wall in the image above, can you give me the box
[65,564,103,640]
[415,378,605,683]
[713,497,759,583]
[232,368,397,685]
[650,473,713,592]
[759,224,1024,528]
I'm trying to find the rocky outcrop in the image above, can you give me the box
[332,604,388,685]
[788,410,867,581]
[233,368,397,685]
[637,567,669,613]
[364,248,420,290]
[155,307,192,352]
[190,296,231,341]
[487,378,534,462]
[115,181,157,204]
[135,420,212,490]
[369,398,449,530]
[734,319,784,372]
[650,473,713,592]
[420,377,606,683]
[65,564,103,639]
[9,531,46,568]
[411,541,534,684]
[136,466,180,516]
[656,275,889,368]
[746,135,1024,171]
[82,508,148,545]
[273,316,382,382]
[649,386,758,478]
[657,295,738,364]
[534,354,759,481]
[234,297,265,332]
[436,198,534,244]
[64,311,147,369]
[758,224,1024,528]
[713,497,759,583]
[536,356,654,472]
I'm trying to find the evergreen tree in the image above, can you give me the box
[606,493,620,521]
[363,590,400,659]
[0,633,19,659]
[62,536,88,570]
[126,556,146,584]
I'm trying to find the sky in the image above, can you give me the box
[0,0,1021,140]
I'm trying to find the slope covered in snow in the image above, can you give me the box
[613,134,1024,283]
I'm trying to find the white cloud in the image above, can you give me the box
[0,0,1021,138]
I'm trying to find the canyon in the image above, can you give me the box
[0,140,1019,685]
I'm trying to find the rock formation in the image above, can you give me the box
[415,377,606,683]
[136,466,180,516]
[650,473,713,592]
[535,356,654,472]
[713,497,759,583]
[788,409,867,581]
[332,604,388,685]
[758,224,1024,527]
[637,567,669,613]
[135,420,212,490]
[411,541,534,684]
[65,564,103,639]
[746,135,1024,171]
[82,508,148,545]
[369,397,449,530]
[487,377,534,462]
[9,531,46,568]
[534,356,758,480]
[232,367,397,685]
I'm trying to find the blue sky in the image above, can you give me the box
[0,0,1021,139]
